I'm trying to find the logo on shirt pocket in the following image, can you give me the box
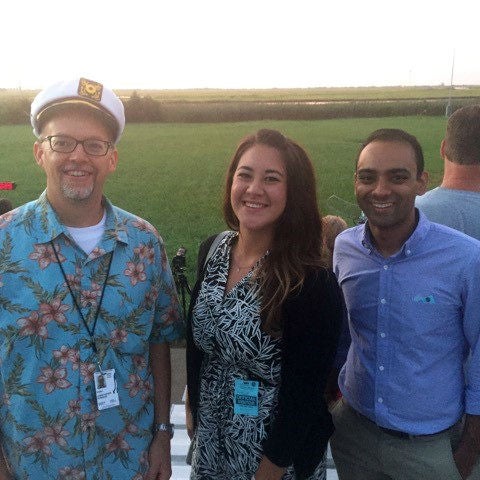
[413,294,435,304]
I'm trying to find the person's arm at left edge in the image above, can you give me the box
[146,342,172,480]
[453,415,480,479]
[454,248,480,479]
[0,445,12,480]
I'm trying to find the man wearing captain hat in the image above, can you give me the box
[0,78,183,479]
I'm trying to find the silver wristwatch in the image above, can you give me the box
[153,422,174,438]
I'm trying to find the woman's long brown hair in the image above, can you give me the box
[223,129,324,336]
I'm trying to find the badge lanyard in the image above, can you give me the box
[50,240,114,372]
[51,240,120,410]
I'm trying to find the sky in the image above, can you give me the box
[2,0,479,90]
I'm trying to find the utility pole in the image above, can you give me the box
[446,50,455,117]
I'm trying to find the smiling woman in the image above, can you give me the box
[229,143,287,248]
[186,128,344,480]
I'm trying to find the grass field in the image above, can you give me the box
[0,116,446,281]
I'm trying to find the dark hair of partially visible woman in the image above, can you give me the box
[223,129,324,336]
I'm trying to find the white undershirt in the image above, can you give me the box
[67,211,107,254]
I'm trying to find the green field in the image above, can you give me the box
[0,116,446,281]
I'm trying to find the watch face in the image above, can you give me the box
[155,423,174,438]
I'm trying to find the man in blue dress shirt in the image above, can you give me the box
[331,128,480,480]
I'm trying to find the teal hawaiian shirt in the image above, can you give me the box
[0,192,183,480]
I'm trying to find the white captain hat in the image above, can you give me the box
[31,77,125,144]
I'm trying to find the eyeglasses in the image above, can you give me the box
[41,135,112,156]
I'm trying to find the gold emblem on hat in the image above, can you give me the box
[78,78,103,102]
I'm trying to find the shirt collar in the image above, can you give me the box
[32,191,128,248]
[360,208,431,258]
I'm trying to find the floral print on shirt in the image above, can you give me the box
[0,192,183,480]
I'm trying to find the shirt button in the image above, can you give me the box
[380,332,386,338]
[378,397,383,403]
[406,249,411,255]
[380,298,386,304]
[379,365,385,371]
[383,265,388,270]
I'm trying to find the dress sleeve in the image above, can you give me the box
[262,268,343,477]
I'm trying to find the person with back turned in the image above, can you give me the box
[416,104,480,239]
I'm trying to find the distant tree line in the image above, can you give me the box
[0,97,31,125]
[1,91,479,126]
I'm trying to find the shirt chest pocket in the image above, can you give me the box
[401,296,461,337]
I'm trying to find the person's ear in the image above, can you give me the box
[33,140,46,169]
[107,148,118,172]
[440,139,446,160]
[416,171,429,195]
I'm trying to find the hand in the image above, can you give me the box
[254,455,286,480]
[453,414,480,480]
[145,432,172,480]
[0,448,12,480]
[185,404,194,439]
[453,444,475,480]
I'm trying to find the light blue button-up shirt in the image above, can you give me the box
[333,210,480,435]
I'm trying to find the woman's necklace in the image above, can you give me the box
[231,261,255,273]
[231,250,270,273]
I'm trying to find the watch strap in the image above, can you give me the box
[153,422,174,438]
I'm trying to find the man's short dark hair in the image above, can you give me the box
[356,128,424,177]
[444,105,480,165]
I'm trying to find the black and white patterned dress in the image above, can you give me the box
[190,232,326,480]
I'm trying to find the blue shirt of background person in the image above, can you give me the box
[416,105,480,241]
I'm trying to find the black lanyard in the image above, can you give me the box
[51,240,114,356]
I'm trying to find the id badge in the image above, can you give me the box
[234,379,259,416]
[94,369,120,410]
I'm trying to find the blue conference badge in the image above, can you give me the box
[234,379,259,416]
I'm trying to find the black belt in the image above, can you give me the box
[348,402,453,439]
[378,425,416,439]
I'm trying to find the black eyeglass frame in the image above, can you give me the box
[41,135,113,157]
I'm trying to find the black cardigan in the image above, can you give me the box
[186,234,343,479]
